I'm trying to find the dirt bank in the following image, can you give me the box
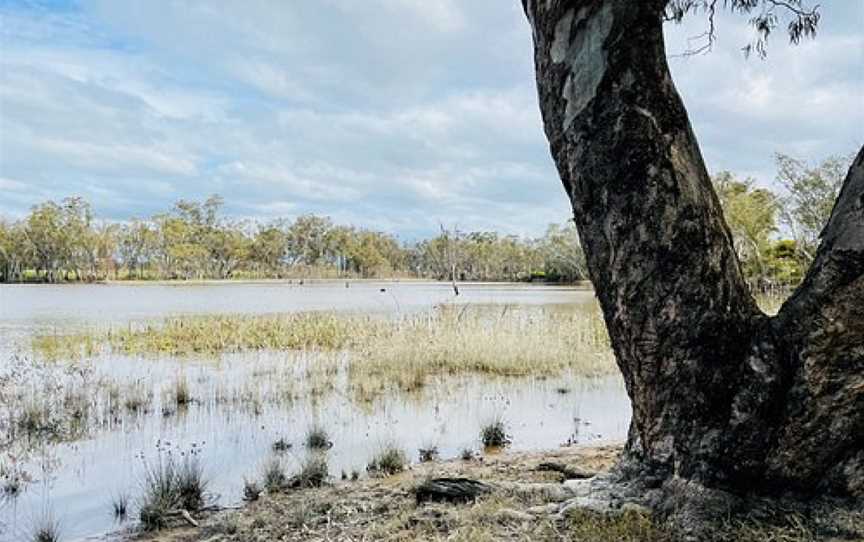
[133,444,863,542]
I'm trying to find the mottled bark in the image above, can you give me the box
[523,0,863,497]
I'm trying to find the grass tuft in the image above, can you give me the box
[292,454,329,488]
[480,419,511,448]
[272,437,292,452]
[111,491,129,519]
[366,444,408,477]
[418,445,439,463]
[172,377,192,406]
[261,457,287,492]
[243,478,261,501]
[31,511,61,542]
[305,425,332,450]
[138,449,207,531]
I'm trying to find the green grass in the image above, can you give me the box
[110,312,370,356]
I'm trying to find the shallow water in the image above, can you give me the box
[0,281,630,542]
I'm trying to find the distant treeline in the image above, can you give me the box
[0,153,849,287]
[0,195,587,283]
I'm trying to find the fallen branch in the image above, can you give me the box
[535,462,595,480]
[415,478,493,504]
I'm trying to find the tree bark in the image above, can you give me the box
[523,0,863,498]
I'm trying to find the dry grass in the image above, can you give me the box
[346,307,613,396]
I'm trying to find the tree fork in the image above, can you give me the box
[523,0,863,497]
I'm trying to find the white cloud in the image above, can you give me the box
[0,1,860,237]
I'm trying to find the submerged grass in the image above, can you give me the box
[115,312,368,356]
[32,312,372,359]
[31,305,616,393]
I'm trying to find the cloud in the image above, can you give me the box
[0,1,861,238]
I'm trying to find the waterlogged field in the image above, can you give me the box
[0,281,630,542]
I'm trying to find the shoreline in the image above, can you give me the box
[0,278,595,288]
[126,441,864,542]
[130,443,624,542]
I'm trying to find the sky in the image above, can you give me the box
[1,0,862,239]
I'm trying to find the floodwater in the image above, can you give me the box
[0,281,630,542]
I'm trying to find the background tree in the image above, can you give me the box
[776,153,854,262]
[0,195,604,286]
[118,219,158,279]
[25,200,69,282]
[713,171,781,286]
[286,215,333,267]
[538,222,587,282]
[250,220,289,278]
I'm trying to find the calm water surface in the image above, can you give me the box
[0,281,630,542]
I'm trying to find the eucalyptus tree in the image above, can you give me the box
[539,222,587,282]
[285,214,333,266]
[25,200,69,282]
[0,220,27,282]
[250,221,289,277]
[118,219,158,279]
[713,172,781,286]
[776,153,854,262]
[522,0,862,510]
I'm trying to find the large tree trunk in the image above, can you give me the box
[523,0,863,498]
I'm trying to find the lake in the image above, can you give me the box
[0,281,630,542]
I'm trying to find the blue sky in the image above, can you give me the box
[1,0,862,238]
